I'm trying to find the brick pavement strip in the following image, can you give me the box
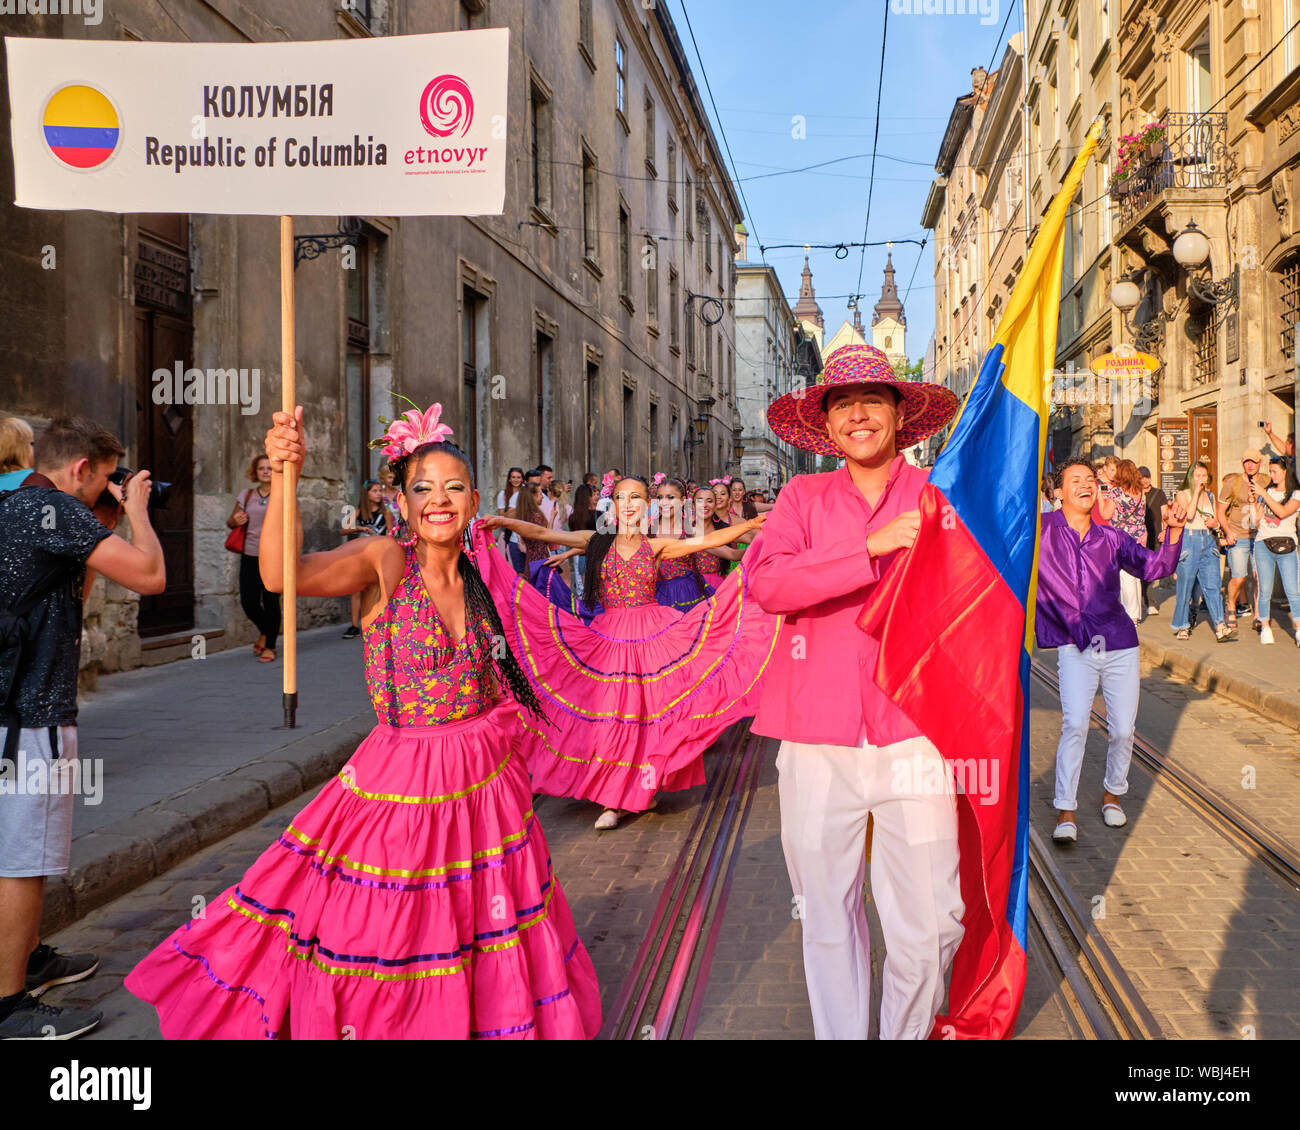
[1028,675,1300,1040]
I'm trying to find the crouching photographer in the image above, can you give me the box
[0,416,166,1040]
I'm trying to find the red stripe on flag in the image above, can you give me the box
[49,145,115,168]
[856,481,1027,1038]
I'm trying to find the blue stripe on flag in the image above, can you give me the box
[929,343,1043,604]
[43,125,119,148]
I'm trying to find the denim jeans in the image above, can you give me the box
[1171,528,1225,631]
[1253,541,1300,625]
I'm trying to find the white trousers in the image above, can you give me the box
[776,734,964,1040]
[1119,571,1142,622]
[1053,644,1140,811]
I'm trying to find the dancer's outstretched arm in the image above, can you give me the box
[260,406,403,598]
[655,513,766,560]
[479,514,591,549]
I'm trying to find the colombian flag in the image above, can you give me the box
[857,120,1103,1038]
[42,84,120,170]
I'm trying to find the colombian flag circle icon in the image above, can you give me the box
[42,84,120,170]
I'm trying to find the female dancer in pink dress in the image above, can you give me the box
[125,404,600,1039]
[478,477,780,830]
[654,477,715,612]
[690,485,746,584]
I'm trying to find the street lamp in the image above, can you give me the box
[1172,219,1239,310]
[684,395,712,477]
[1111,268,1167,355]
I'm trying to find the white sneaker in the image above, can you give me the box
[1052,820,1077,844]
[594,809,621,830]
[1147,605,1159,616]
[1260,623,1275,645]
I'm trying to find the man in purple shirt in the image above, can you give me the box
[1036,459,1186,843]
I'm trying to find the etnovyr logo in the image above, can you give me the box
[0,0,103,27]
[419,74,473,138]
[152,362,261,416]
[889,0,999,24]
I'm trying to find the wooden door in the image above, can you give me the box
[133,308,194,636]
[1190,406,1218,488]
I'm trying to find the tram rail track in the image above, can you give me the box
[600,721,765,1040]
[1027,658,1300,893]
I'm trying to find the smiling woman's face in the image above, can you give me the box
[694,489,716,522]
[614,479,649,531]
[398,451,479,546]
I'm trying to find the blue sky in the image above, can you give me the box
[675,0,1016,362]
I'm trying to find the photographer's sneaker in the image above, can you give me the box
[1260,623,1275,645]
[25,944,99,997]
[0,996,101,1040]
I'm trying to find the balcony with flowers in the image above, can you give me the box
[1109,114,1236,245]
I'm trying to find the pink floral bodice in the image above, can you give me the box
[600,539,658,609]
[658,553,694,581]
[363,548,499,726]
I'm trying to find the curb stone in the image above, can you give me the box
[41,711,374,935]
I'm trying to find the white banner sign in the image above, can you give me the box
[6,30,509,216]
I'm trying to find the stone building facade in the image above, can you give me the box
[734,225,812,490]
[923,1,1300,487]
[921,65,997,440]
[0,0,742,678]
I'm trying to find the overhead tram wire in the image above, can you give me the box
[679,0,766,263]
[853,1,890,300]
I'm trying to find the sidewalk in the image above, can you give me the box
[1138,581,1300,732]
[41,624,373,935]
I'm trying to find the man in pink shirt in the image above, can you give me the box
[747,344,961,1040]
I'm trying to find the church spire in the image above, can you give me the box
[872,244,906,328]
[792,244,824,331]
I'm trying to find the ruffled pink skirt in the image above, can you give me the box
[472,526,783,812]
[124,701,601,1039]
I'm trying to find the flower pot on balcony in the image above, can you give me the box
[1148,141,1164,160]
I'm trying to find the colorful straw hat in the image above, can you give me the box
[766,344,958,456]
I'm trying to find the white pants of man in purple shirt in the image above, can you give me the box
[1053,644,1140,811]
[776,733,965,1040]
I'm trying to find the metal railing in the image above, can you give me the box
[1112,113,1234,227]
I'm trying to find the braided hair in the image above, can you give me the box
[582,474,650,609]
[390,440,548,722]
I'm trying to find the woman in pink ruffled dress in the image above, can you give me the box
[477,476,782,831]
[125,404,600,1040]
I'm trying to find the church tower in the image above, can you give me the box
[872,245,907,371]
[792,246,824,350]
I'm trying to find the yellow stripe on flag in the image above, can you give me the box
[43,85,118,129]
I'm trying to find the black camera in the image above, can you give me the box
[97,467,172,510]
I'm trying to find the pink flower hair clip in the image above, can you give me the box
[600,471,617,499]
[652,471,666,486]
[370,401,455,461]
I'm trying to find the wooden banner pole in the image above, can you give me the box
[280,215,298,728]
